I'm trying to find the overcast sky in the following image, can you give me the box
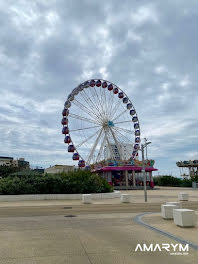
[0,0,198,176]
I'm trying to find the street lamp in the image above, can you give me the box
[141,141,151,202]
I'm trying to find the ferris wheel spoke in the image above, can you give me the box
[112,109,128,122]
[86,128,103,164]
[107,89,114,120]
[96,133,106,162]
[76,128,102,148]
[80,91,104,122]
[113,127,134,144]
[82,89,104,121]
[113,126,134,134]
[114,120,132,124]
[92,86,107,120]
[103,87,108,120]
[98,87,107,119]
[72,99,101,121]
[69,113,101,125]
[110,99,123,120]
[89,88,104,119]
[70,125,101,132]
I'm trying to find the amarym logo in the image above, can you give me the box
[135,243,189,255]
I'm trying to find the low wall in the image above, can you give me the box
[0,191,121,202]
[114,186,153,190]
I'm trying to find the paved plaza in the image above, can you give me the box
[0,187,198,264]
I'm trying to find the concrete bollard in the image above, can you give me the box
[82,194,92,204]
[178,193,189,201]
[173,209,196,227]
[161,204,177,219]
[121,194,130,203]
[166,202,182,209]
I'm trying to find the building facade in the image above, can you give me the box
[44,165,75,174]
[104,143,134,160]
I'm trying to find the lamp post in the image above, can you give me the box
[141,141,151,202]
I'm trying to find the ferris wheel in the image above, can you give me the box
[61,79,141,167]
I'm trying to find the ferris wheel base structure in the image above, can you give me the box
[92,159,157,189]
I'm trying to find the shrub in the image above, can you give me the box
[153,175,193,187]
[0,165,21,178]
[0,170,113,194]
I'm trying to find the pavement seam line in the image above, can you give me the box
[133,212,198,251]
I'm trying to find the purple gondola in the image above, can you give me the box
[90,80,95,87]
[132,116,138,122]
[123,97,128,104]
[118,92,124,98]
[78,160,85,167]
[130,109,136,116]
[134,123,139,129]
[127,103,132,109]
[68,145,75,152]
[135,130,140,136]
[73,153,79,160]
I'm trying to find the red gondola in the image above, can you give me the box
[64,136,71,144]
[135,137,140,143]
[113,87,118,94]
[134,144,139,149]
[102,81,108,88]
[96,80,101,87]
[62,108,69,117]
[61,117,68,125]
[108,83,113,90]
[62,126,69,134]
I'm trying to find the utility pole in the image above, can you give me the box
[141,144,147,202]
[141,141,151,202]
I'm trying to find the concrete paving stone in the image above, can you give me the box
[142,213,198,244]
[0,254,89,264]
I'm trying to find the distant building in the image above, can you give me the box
[15,158,30,169]
[0,156,30,169]
[44,165,75,174]
[104,143,134,160]
[0,156,14,166]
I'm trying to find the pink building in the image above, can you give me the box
[92,160,157,189]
